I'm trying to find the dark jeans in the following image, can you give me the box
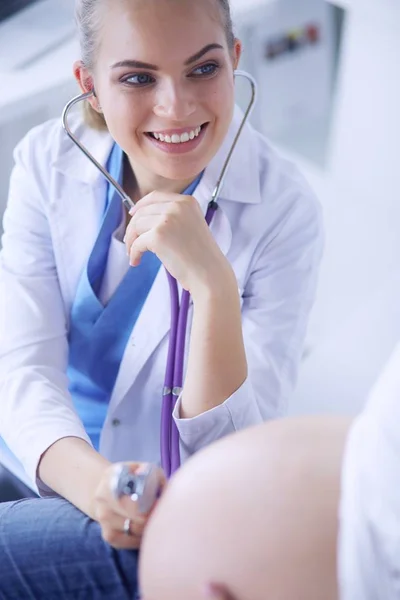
[0,464,38,502]
[0,497,139,599]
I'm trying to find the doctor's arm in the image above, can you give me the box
[0,130,111,516]
[173,190,323,455]
[0,130,144,536]
[179,264,247,419]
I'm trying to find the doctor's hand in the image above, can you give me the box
[124,191,232,296]
[93,462,167,550]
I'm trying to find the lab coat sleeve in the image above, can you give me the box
[173,189,323,459]
[339,344,400,600]
[0,132,92,496]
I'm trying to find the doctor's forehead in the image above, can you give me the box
[95,0,229,66]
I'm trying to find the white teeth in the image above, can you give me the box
[151,125,203,144]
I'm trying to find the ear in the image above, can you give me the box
[232,38,242,70]
[73,60,102,112]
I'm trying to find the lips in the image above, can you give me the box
[145,123,208,145]
[144,122,209,154]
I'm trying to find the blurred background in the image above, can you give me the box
[0,0,399,420]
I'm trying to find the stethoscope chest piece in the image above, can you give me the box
[111,463,161,514]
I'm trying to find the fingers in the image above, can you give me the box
[124,214,165,265]
[129,190,182,216]
[96,494,144,549]
[124,193,199,260]
[129,201,175,220]
[94,462,156,550]
[128,231,155,267]
[100,518,143,550]
[100,506,147,537]
[124,204,176,255]
[95,495,146,549]
[129,193,198,223]
[125,216,162,248]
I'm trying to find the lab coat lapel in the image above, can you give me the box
[109,265,170,412]
[194,183,233,257]
[210,207,232,256]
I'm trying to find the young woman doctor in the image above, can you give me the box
[0,0,322,596]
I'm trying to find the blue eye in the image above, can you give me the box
[123,73,154,86]
[191,63,219,77]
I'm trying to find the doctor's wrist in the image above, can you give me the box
[190,262,237,305]
[38,437,112,520]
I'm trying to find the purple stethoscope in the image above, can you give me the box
[62,70,257,485]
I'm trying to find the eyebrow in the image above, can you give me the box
[184,43,224,65]
[111,43,224,71]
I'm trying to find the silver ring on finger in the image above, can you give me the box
[123,518,132,536]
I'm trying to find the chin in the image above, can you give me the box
[152,159,208,182]
[140,129,222,183]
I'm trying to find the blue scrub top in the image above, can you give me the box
[67,144,202,450]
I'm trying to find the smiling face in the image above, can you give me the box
[78,0,241,193]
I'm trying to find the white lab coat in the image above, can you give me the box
[339,343,400,599]
[0,107,323,494]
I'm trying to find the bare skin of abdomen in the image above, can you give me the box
[140,416,352,600]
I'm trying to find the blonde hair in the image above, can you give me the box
[75,0,235,130]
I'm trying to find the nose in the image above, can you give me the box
[153,79,196,121]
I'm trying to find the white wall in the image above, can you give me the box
[0,41,79,218]
[287,0,400,415]
[233,0,400,416]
